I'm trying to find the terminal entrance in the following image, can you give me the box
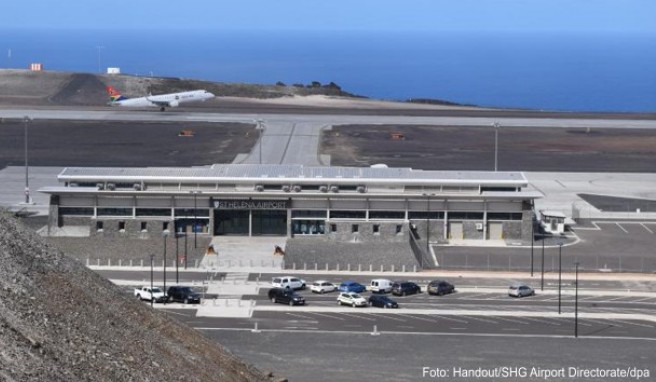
[213,209,287,236]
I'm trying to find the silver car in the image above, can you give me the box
[508,284,535,298]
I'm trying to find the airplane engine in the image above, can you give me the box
[169,100,179,108]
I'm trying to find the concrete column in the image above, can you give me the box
[286,208,292,237]
[483,201,488,240]
[248,209,253,237]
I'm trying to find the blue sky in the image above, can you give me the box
[2,0,655,33]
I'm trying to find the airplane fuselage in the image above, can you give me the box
[111,90,215,109]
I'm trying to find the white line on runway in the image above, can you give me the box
[502,328,521,331]
[398,325,415,329]
[640,223,654,234]
[581,319,621,327]
[450,327,467,330]
[631,297,656,303]
[616,223,628,233]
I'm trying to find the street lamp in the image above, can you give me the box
[162,231,168,305]
[530,201,535,277]
[184,230,188,270]
[492,122,500,172]
[255,119,264,165]
[422,193,435,269]
[575,261,580,338]
[558,242,563,314]
[175,231,180,284]
[22,116,32,204]
[191,190,201,248]
[541,234,545,291]
[150,254,154,308]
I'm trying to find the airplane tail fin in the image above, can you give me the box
[106,85,127,102]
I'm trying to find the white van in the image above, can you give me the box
[370,279,392,293]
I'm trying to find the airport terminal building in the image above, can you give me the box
[40,164,541,244]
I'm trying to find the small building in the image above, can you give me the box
[29,63,43,71]
[107,67,121,75]
[39,164,542,243]
[539,210,566,234]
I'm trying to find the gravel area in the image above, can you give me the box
[0,210,272,382]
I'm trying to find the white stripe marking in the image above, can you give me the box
[616,223,628,233]
[641,223,654,234]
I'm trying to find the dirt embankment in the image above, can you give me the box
[0,211,275,382]
[0,69,358,107]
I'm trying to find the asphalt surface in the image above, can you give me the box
[0,119,257,168]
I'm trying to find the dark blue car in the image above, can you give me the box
[338,281,367,293]
[368,295,399,309]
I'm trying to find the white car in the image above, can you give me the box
[337,292,368,307]
[271,276,306,290]
[310,280,337,294]
[508,284,535,298]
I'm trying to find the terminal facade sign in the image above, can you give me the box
[212,199,289,210]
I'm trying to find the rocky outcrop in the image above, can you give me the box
[0,210,269,382]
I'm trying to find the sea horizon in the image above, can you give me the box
[1,28,654,112]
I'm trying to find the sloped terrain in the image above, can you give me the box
[0,211,271,382]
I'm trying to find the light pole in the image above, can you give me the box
[575,261,580,338]
[422,193,435,269]
[22,116,32,204]
[256,119,264,165]
[184,231,188,270]
[492,122,500,172]
[175,231,180,284]
[530,202,534,277]
[558,242,563,314]
[191,191,200,248]
[541,234,545,291]
[149,254,154,308]
[162,232,168,305]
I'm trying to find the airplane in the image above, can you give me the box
[105,85,215,111]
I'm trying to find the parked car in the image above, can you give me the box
[134,286,167,303]
[370,279,393,293]
[271,276,306,290]
[338,281,367,293]
[337,292,368,307]
[310,280,337,294]
[391,281,421,296]
[427,280,455,296]
[268,288,306,306]
[166,286,201,304]
[508,284,535,298]
[368,295,399,309]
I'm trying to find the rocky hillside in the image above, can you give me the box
[0,211,271,382]
[0,69,357,107]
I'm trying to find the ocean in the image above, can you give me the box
[1,29,654,112]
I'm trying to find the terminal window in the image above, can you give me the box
[141,222,147,232]
[118,221,126,231]
[96,221,103,231]
[373,224,380,234]
[351,224,359,233]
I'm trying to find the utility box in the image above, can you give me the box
[107,67,121,75]
[539,210,566,235]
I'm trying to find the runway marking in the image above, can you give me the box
[641,223,654,234]
[631,297,656,303]
[616,223,628,233]
[398,325,415,329]
[450,327,467,330]
[554,180,567,188]
[581,318,621,327]
[502,328,521,331]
